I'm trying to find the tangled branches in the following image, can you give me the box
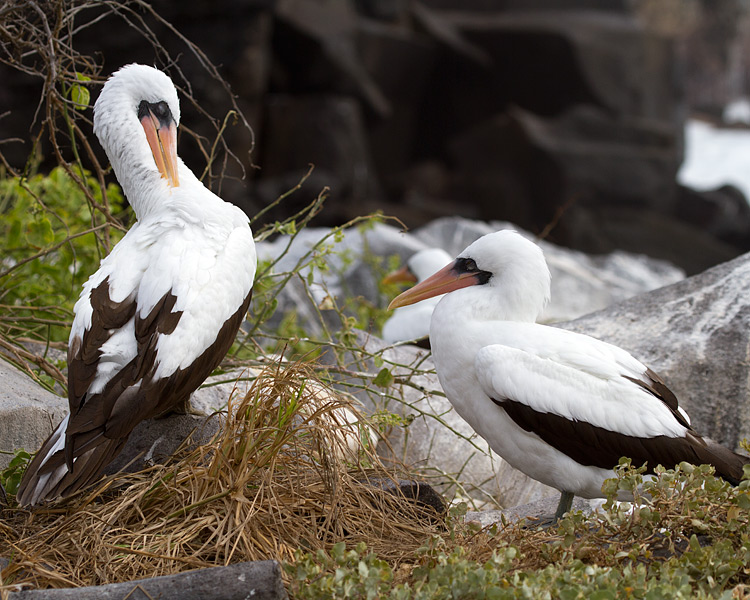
[0,0,256,386]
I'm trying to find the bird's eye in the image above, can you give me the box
[138,100,172,123]
[152,101,170,119]
[456,257,478,272]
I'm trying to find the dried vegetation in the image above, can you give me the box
[0,361,443,589]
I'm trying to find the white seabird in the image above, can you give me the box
[16,64,257,506]
[388,230,749,518]
[381,248,451,347]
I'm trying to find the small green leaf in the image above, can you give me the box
[27,217,55,246]
[736,491,750,509]
[69,72,92,110]
[71,85,90,110]
[372,367,393,388]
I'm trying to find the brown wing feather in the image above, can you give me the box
[67,278,136,413]
[492,396,750,484]
[622,368,690,428]
[18,282,252,505]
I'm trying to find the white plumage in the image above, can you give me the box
[389,230,748,517]
[17,64,256,506]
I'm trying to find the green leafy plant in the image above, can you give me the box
[0,166,126,342]
[0,449,32,497]
[286,463,750,599]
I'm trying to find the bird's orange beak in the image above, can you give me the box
[382,265,418,286]
[141,109,179,188]
[388,260,479,309]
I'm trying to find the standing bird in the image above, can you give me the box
[381,248,452,347]
[16,64,257,506]
[389,230,749,519]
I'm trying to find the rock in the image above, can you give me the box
[101,413,221,478]
[0,361,253,478]
[674,183,750,251]
[465,495,597,528]
[0,361,67,469]
[190,369,258,416]
[423,0,629,12]
[366,477,447,514]
[8,560,287,599]
[255,93,382,226]
[254,222,427,337]
[447,105,688,259]
[448,9,679,122]
[105,369,375,479]
[560,249,750,451]
[103,370,257,477]
[561,204,741,276]
[273,0,390,116]
[358,18,438,193]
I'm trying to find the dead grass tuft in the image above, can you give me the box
[0,360,443,590]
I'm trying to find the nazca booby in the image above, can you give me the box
[388,230,749,518]
[16,64,257,506]
[381,248,451,346]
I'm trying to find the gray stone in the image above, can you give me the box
[674,183,750,250]
[0,361,254,479]
[560,249,750,451]
[190,369,257,416]
[0,360,67,469]
[8,560,287,599]
[103,370,257,476]
[465,495,597,528]
[255,93,382,225]
[365,477,446,514]
[254,222,427,337]
[101,413,221,477]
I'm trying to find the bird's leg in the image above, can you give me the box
[523,490,577,529]
[555,490,575,520]
[157,396,203,418]
[172,397,195,415]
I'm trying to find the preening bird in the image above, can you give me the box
[388,230,749,518]
[16,64,257,506]
[381,248,452,347]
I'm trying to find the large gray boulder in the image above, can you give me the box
[0,360,67,469]
[561,250,750,450]
[104,371,257,476]
[0,362,255,475]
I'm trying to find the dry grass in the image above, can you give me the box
[0,360,444,590]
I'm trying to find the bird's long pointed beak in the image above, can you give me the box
[382,265,418,286]
[141,110,179,187]
[388,260,479,309]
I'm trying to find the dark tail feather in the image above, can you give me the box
[16,415,125,507]
[699,436,750,486]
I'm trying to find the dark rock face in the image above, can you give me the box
[3,0,750,273]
